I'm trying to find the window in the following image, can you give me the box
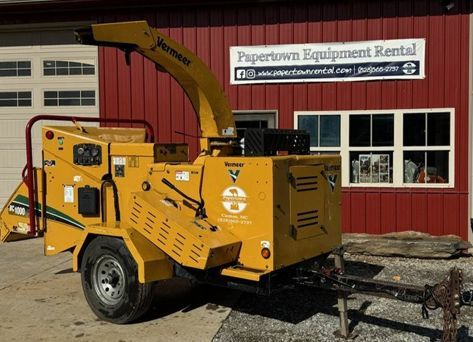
[44,90,96,106]
[349,114,394,184]
[350,114,394,147]
[233,111,276,139]
[0,61,31,77]
[403,112,451,184]
[0,91,32,107]
[43,60,95,76]
[295,108,454,188]
[298,115,340,148]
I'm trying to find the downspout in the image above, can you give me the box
[469,7,473,244]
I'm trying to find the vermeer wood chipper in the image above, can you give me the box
[0,21,471,341]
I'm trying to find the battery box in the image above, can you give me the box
[78,186,99,216]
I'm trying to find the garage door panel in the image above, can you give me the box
[0,179,23,205]
[0,164,24,205]
[0,119,31,137]
[0,149,27,167]
[0,29,98,208]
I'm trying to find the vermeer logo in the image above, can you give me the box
[327,174,338,192]
[224,161,244,168]
[228,169,240,183]
[156,37,191,66]
[225,161,244,183]
[222,186,247,214]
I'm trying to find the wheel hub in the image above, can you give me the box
[92,255,126,305]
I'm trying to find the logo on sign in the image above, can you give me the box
[401,62,417,75]
[222,186,247,214]
[235,68,256,80]
[327,174,338,192]
[44,160,56,167]
[228,169,240,183]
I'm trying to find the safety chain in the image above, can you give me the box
[421,268,463,342]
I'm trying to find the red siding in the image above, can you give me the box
[95,1,471,239]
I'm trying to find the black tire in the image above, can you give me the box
[80,236,153,324]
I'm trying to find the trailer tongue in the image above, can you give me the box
[293,247,469,341]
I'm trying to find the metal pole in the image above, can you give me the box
[334,247,350,338]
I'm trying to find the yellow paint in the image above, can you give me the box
[0,21,341,288]
[85,21,236,145]
[0,168,43,242]
[71,223,173,283]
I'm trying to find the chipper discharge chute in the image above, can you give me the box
[1,21,471,341]
[0,168,43,242]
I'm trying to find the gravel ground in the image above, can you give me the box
[213,254,473,342]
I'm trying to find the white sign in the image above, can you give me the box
[64,185,74,203]
[112,157,126,165]
[175,171,190,182]
[230,39,425,84]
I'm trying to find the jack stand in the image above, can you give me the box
[333,246,357,339]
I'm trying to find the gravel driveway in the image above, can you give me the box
[213,254,473,342]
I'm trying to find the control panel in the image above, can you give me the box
[73,144,102,166]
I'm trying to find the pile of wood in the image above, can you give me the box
[343,231,472,259]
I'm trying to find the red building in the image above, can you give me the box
[0,0,471,240]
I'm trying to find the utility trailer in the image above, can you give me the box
[0,21,472,341]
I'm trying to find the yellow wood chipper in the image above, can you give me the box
[0,21,341,323]
[0,21,470,340]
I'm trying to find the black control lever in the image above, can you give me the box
[161,178,206,218]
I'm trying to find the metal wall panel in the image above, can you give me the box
[97,1,471,238]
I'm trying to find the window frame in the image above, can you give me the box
[297,114,342,149]
[294,108,455,188]
[0,90,33,107]
[42,89,97,107]
[40,58,96,77]
[233,110,278,137]
[296,113,343,154]
[0,60,32,78]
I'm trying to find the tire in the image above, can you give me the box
[80,236,153,324]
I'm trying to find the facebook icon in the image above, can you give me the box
[235,68,246,80]
[235,68,256,80]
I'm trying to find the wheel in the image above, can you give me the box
[80,236,153,324]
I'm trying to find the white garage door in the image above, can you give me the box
[0,27,98,208]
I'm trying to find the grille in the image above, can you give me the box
[289,165,325,240]
[293,175,318,192]
[295,209,319,228]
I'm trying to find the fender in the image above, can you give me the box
[72,224,173,283]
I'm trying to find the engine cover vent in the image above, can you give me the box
[289,165,326,240]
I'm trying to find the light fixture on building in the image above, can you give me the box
[440,0,455,11]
